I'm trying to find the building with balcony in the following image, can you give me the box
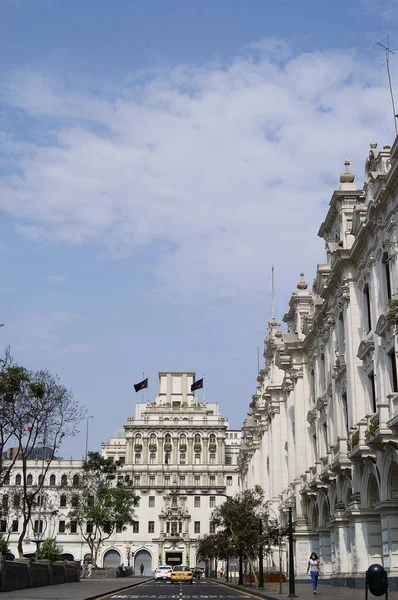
[1,372,241,571]
[240,137,398,584]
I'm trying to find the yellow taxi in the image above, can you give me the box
[170,565,193,584]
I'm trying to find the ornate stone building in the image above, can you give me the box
[1,372,241,571]
[240,137,398,584]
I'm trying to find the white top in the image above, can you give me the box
[308,559,319,572]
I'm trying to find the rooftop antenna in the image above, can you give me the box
[271,265,275,320]
[374,35,398,136]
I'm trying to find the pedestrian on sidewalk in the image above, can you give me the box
[87,562,93,578]
[306,552,320,594]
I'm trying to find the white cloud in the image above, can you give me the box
[0,41,395,302]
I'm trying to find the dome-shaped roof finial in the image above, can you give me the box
[297,272,308,290]
[340,159,355,184]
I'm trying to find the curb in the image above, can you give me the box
[83,577,153,600]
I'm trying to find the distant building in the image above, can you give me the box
[1,372,241,570]
[3,446,58,461]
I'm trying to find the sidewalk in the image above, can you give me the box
[216,579,398,600]
[0,575,151,600]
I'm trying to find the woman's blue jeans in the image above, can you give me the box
[310,571,319,590]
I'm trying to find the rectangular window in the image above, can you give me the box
[60,495,67,508]
[383,252,392,302]
[195,454,201,465]
[133,521,139,533]
[149,475,155,486]
[12,520,18,532]
[225,456,232,465]
[86,522,93,534]
[70,520,77,534]
[388,349,398,393]
[148,521,155,533]
[209,521,216,534]
[149,496,155,508]
[363,284,372,332]
[179,476,185,486]
[150,453,156,464]
[194,521,200,534]
[194,496,200,508]
[58,520,66,533]
[194,476,200,486]
[179,454,186,465]
[135,454,141,464]
[209,496,216,508]
[0,520,6,533]
[210,475,215,485]
[209,453,215,465]
[342,393,349,437]
[226,476,233,486]
[119,456,125,465]
[134,476,141,486]
[368,372,377,413]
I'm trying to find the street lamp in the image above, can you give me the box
[286,500,297,598]
[258,517,264,589]
[85,416,94,461]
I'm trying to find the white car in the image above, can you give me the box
[155,565,172,581]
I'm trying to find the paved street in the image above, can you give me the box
[2,576,398,600]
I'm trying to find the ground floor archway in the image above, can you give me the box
[135,549,152,575]
[103,548,121,568]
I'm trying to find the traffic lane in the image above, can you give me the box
[103,578,261,600]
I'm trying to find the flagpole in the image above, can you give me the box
[272,265,275,320]
[141,372,145,403]
[203,373,205,404]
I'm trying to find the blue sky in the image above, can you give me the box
[0,0,397,458]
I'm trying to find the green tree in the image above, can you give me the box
[38,537,63,561]
[0,349,86,556]
[0,533,10,557]
[211,486,269,584]
[67,451,139,566]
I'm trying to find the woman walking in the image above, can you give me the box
[306,552,320,594]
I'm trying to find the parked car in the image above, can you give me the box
[155,565,172,581]
[170,565,193,584]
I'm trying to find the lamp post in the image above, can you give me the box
[287,504,297,598]
[258,517,264,589]
[85,416,94,461]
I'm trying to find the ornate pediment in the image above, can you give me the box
[357,337,375,360]
[375,314,391,337]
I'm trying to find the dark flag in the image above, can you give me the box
[191,378,204,392]
[134,378,148,393]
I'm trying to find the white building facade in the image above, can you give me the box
[1,372,241,572]
[240,137,398,585]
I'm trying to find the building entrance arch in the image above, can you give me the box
[103,549,121,568]
[134,549,152,575]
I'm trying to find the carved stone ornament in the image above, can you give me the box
[282,377,294,394]
[289,367,303,381]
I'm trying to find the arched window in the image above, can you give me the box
[73,474,80,487]
[209,434,216,444]
[50,474,56,486]
[61,474,68,487]
[15,474,21,486]
[165,433,171,444]
[27,474,33,486]
[38,474,44,486]
[194,434,201,444]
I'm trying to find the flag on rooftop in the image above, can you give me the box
[191,378,204,392]
[134,378,148,393]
